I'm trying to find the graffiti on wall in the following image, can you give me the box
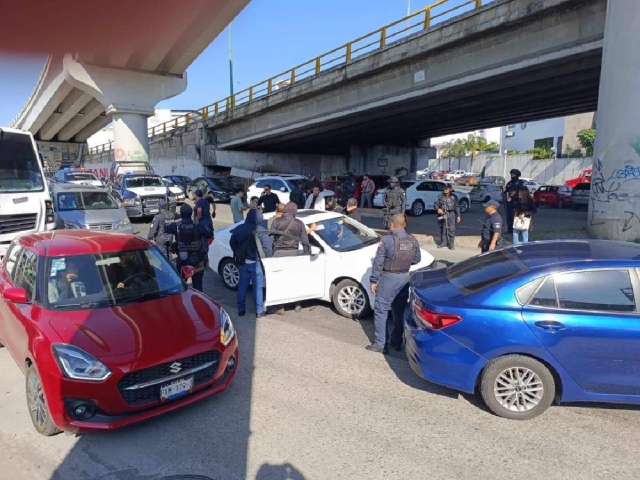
[114,147,148,162]
[589,139,640,233]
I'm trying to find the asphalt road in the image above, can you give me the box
[1,204,638,480]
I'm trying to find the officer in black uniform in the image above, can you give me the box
[383,177,406,229]
[435,184,461,250]
[479,200,503,253]
[504,168,524,234]
[148,198,175,259]
[367,214,421,354]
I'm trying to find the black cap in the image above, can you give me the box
[483,200,500,209]
[444,183,453,189]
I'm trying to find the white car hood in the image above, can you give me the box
[126,186,167,196]
[69,180,103,187]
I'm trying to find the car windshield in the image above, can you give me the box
[213,177,234,188]
[447,249,529,293]
[313,216,379,252]
[123,176,164,188]
[68,172,98,181]
[0,131,45,193]
[57,191,118,210]
[45,248,185,310]
[163,179,176,187]
[472,185,487,191]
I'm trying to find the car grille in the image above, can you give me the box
[0,214,37,235]
[142,195,165,207]
[117,349,221,406]
[86,223,113,231]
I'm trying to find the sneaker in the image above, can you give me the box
[448,245,455,250]
[437,243,446,248]
[365,344,388,354]
[256,313,266,318]
[238,311,245,317]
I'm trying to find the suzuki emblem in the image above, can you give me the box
[169,362,182,374]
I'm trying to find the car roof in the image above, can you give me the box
[513,240,640,269]
[18,231,151,257]
[262,209,343,224]
[52,184,106,192]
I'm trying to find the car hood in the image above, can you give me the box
[68,179,103,187]
[48,290,222,358]
[126,186,167,196]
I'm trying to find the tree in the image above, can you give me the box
[577,128,596,156]
[482,142,500,153]
[465,134,487,163]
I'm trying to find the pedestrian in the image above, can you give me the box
[304,174,323,194]
[164,204,213,292]
[513,186,537,245]
[325,196,343,213]
[367,214,421,353]
[257,184,280,213]
[267,202,285,230]
[289,180,306,209]
[435,184,461,250]
[383,177,406,228]
[504,169,524,234]
[478,200,503,253]
[304,186,325,210]
[230,188,247,224]
[360,174,375,208]
[147,198,175,258]
[344,198,362,223]
[193,188,215,261]
[230,208,272,318]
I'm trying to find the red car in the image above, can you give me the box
[565,168,592,188]
[533,185,573,208]
[0,231,238,435]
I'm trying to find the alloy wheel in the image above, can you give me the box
[337,285,366,315]
[493,367,544,412]
[223,262,240,288]
[27,372,48,431]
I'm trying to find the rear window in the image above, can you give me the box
[447,249,529,293]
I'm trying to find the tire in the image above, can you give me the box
[557,199,564,209]
[480,354,555,420]
[410,200,425,217]
[26,364,61,436]
[219,258,240,291]
[458,198,469,213]
[332,279,371,319]
[250,197,259,208]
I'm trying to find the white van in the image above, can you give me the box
[0,128,55,257]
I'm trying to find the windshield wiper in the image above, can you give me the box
[117,290,179,304]
[52,300,111,309]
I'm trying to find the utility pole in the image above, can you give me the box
[228,23,234,97]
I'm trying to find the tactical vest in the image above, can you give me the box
[176,222,203,263]
[383,234,417,273]
[155,211,175,242]
[386,188,404,209]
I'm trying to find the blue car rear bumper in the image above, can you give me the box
[404,322,488,394]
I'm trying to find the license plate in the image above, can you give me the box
[540,198,546,202]
[160,376,193,401]
[149,208,158,213]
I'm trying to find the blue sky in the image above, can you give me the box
[0,0,476,126]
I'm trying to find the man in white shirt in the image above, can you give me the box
[360,174,375,208]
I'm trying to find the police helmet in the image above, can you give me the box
[510,169,521,177]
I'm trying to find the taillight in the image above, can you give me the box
[413,301,461,330]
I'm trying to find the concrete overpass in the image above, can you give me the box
[10,0,249,160]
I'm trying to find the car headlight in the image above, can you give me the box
[52,344,112,381]
[220,308,235,346]
[120,216,131,226]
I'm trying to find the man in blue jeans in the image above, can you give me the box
[230,209,272,318]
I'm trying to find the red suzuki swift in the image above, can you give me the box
[0,231,238,435]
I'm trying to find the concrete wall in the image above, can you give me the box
[430,155,592,184]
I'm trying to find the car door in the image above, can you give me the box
[521,269,640,396]
[261,232,326,306]
[0,243,22,348]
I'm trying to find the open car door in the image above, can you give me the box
[258,232,326,306]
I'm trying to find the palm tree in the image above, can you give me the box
[465,134,487,165]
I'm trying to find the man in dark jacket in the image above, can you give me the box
[230,209,272,317]
[344,198,362,223]
[289,181,306,209]
[148,198,175,258]
[271,202,310,257]
[304,174,323,194]
[164,204,213,292]
[435,184,461,250]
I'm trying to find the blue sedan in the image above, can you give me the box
[405,240,640,420]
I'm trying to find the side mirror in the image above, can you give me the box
[280,187,286,192]
[181,265,195,280]
[310,246,321,256]
[2,287,28,304]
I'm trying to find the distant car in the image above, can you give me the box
[247,175,336,207]
[51,183,133,233]
[469,183,503,203]
[521,179,542,194]
[431,171,450,180]
[570,183,591,210]
[565,168,592,188]
[455,173,480,186]
[405,239,640,420]
[163,179,186,204]
[162,175,192,193]
[444,170,466,181]
[188,177,235,203]
[111,172,176,218]
[0,230,238,435]
[209,210,435,318]
[479,176,506,187]
[534,186,572,208]
[53,168,103,188]
[374,180,471,216]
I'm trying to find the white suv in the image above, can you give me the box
[247,175,308,206]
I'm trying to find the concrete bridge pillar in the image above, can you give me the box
[588,0,640,241]
[109,109,153,162]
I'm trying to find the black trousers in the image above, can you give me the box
[439,212,456,246]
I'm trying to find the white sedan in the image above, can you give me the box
[374,180,471,216]
[163,179,186,203]
[521,179,542,194]
[208,210,435,318]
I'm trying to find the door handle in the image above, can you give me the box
[534,321,566,332]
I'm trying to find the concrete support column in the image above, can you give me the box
[110,109,152,162]
[588,0,640,241]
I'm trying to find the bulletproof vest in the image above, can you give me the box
[176,222,202,262]
[386,188,404,209]
[156,211,175,242]
[383,234,417,273]
[442,195,455,211]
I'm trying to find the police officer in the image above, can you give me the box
[504,168,524,234]
[479,200,503,253]
[383,177,406,228]
[164,204,213,292]
[367,214,421,354]
[435,183,461,250]
[147,198,175,258]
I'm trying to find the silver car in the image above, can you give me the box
[52,184,133,233]
[469,183,504,203]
